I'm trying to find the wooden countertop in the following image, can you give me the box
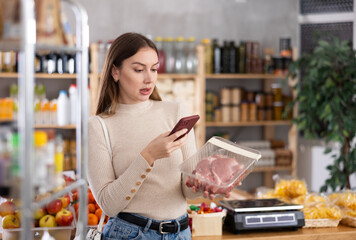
[192,225,356,240]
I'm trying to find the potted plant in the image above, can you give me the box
[287,35,356,192]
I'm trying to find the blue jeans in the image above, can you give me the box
[101,213,191,240]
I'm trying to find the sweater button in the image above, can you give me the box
[146,168,151,173]
[141,174,146,179]
[126,196,131,200]
[131,188,136,193]
[136,181,141,186]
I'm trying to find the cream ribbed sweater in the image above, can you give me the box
[88,100,200,220]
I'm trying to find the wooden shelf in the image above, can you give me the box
[0,72,19,78]
[34,73,77,79]
[35,124,76,129]
[158,73,197,80]
[0,119,14,123]
[0,72,78,79]
[0,73,99,79]
[205,73,287,79]
[206,120,291,127]
[253,166,292,172]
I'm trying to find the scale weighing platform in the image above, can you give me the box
[219,198,305,233]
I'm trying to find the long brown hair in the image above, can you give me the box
[96,32,162,116]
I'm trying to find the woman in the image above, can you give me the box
[88,32,202,240]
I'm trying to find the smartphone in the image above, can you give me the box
[169,115,200,141]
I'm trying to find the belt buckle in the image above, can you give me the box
[159,221,171,234]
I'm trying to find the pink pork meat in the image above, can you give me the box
[187,154,245,194]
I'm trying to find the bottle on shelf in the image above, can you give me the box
[50,99,57,125]
[56,52,67,74]
[185,37,198,74]
[46,130,56,191]
[47,52,57,74]
[67,54,75,74]
[222,40,230,73]
[229,41,237,74]
[0,133,11,193]
[40,98,50,124]
[69,84,77,125]
[174,37,186,74]
[10,132,20,199]
[33,131,48,194]
[155,37,166,73]
[9,84,18,121]
[35,53,41,73]
[212,39,221,74]
[163,37,175,73]
[54,134,65,186]
[202,38,213,74]
[57,90,69,126]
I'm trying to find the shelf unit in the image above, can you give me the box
[0,0,90,239]
[203,72,298,187]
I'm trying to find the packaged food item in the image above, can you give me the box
[328,190,356,210]
[302,202,342,228]
[340,208,356,227]
[181,136,261,195]
[328,190,356,227]
[273,174,308,199]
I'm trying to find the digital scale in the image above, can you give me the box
[219,199,305,233]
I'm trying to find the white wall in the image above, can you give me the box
[68,0,298,52]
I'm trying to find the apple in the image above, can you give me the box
[46,199,62,214]
[55,209,73,226]
[15,210,22,221]
[33,207,46,220]
[2,214,20,229]
[60,195,71,209]
[39,215,57,228]
[0,201,15,217]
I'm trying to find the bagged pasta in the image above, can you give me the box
[273,174,308,200]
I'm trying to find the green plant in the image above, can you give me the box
[287,36,356,192]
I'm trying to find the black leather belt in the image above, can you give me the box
[118,212,189,234]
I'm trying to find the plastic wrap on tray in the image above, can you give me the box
[302,202,342,228]
[340,207,356,227]
[328,191,356,227]
[328,190,356,210]
[180,136,261,195]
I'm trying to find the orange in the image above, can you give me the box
[88,213,99,225]
[88,203,96,213]
[88,192,96,204]
[74,202,79,211]
[72,192,79,201]
[95,208,102,220]
[95,202,100,209]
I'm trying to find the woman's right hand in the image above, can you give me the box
[141,128,188,166]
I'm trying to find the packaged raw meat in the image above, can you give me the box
[180,136,261,195]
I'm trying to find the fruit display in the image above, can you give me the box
[73,188,108,226]
[187,202,226,237]
[0,194,75,230]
